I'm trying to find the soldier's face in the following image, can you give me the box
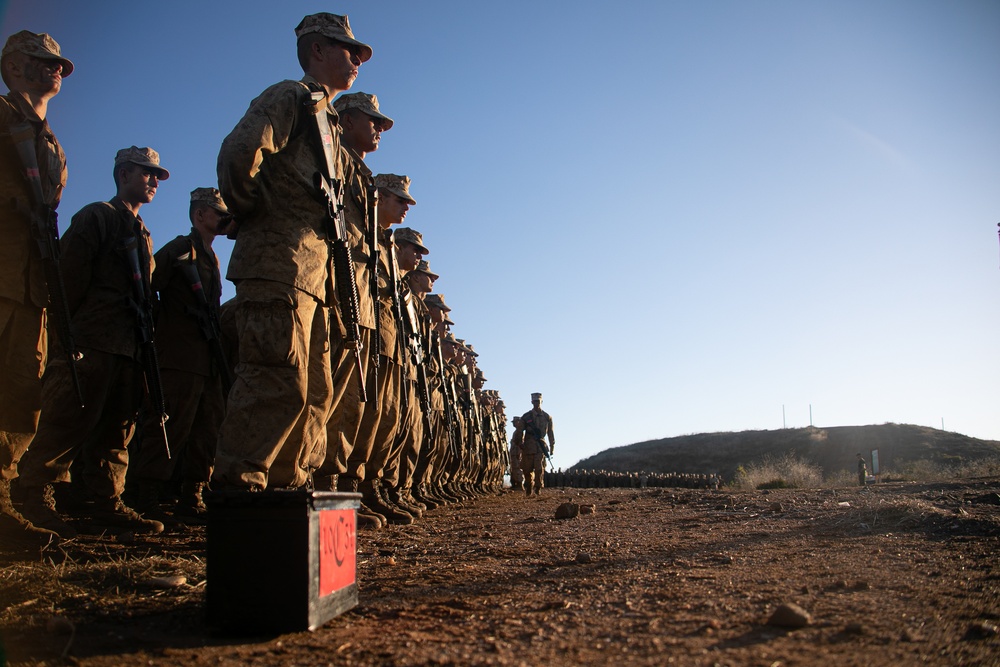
[409,271,434,294]
[341,112,382,154]
[12,54,63,97]
[428,305,445,324]
[379,193,410,226]
[316,39,362,92]
[395,241,421,271]
[119,165,159,205]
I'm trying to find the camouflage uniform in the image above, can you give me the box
[19,147,167,510]
[325,93,393,487]
[0,35,70,484]
[129,189,229,505]
[513,394,555,495]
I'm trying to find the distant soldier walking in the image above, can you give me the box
[512,392,555,496]
[856,453,868,487]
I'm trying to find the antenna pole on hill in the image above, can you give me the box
[782,404,786,429]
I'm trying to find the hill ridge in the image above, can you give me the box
[571,423,1000,481]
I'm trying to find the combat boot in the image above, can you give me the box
[387,487,423,519]
[18,484,77,539]
[1,478,60,548]
[362,479,413,525]
[126,479,180,527]
[412,484,440,510]
[401,487,427,512]
[90,496,164,534]
[337,475,384,529]
[174,482,209,525]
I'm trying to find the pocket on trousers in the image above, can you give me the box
[238,299,300,368]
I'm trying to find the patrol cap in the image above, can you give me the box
[443,332,458,345]
[465,343,479,358]
[412,259,439,280]
[333,92,393,130]
[115,146,169,180]
[295,13,372,63]
[2,31,74,77]
[190,187,228,214]
[424,293,451,312]
[531,392,542,401]
[394,227,429,254]
[374,173,416,205]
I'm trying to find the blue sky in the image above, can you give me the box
[3,1,999,471]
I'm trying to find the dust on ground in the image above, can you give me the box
[2,479,999,666]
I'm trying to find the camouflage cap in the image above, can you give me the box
[374,173,416,205]
[531,392,542,401]
[333,92,393,130]
[114,146,169,180]
[465,343,479,358]
[190,187,228,214]
[393,227,429,254]
[295,13,372,63]
[444,332,458,345]
[412,259,439,281]
[2,31,74,76]
[424,293,451,312]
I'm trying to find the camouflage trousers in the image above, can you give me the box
[213,281,333,490]
[0,298,45,481]
[521,451,546,494]
[322,327,373,477]
[509,444,523,488]
[131,368,225,484]
[335,353,401,482]
[383,377,423,489]
[19,349,143,498]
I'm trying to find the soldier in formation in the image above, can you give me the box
[0,30,72,547]
[2,13,513,549]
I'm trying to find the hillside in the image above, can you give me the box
[571,423,1000,482]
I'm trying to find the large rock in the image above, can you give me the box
[766,603,812,628]
[555,503,580,520]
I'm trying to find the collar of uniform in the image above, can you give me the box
[189,226,216,261]
[108,195,144,224]
[4,90,45,124]
[344,145,371,175]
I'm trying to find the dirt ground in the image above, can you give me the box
[2,478,999,667]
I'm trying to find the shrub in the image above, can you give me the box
[730,453,823,490]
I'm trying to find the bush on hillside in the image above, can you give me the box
[731,453,823,490]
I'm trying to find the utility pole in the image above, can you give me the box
[809,404,813,427]
[782,404,786,429]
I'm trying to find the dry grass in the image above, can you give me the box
[730,452,824,490]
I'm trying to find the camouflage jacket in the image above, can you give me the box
[0,91,67,307]
[59,197,154,359]
[151,229,222,376]
[217,76,343,303]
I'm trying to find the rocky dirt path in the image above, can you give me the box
[2,480,999,666]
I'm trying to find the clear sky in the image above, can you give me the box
[3,0,998,471]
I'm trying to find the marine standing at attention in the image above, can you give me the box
[212,13,372,490]
[512,392,555,496]
[0,30,72,548]
[127,187,232,523]
[18,146,171,538]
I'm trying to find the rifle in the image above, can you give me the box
[400,293,434,442]
[308,89,366,402]
[526,421,554,466]
[123,235,170,459]
[9,122,84,408]
[365,182,380,408]
[174,248,234,395]
[433,333,457,459]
